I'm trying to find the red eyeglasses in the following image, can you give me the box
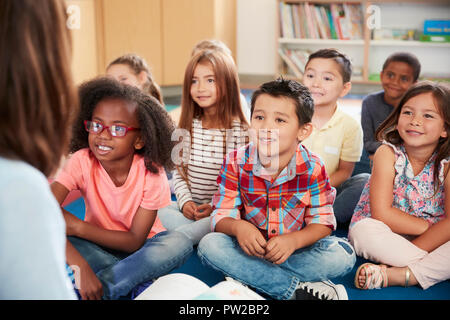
[84,120,140,137]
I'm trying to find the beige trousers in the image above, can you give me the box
[349,218,450,290]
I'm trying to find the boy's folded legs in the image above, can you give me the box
[197,232,355,300]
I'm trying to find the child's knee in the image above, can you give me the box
[319,236,356,275]
[197,232,230,260]
[159,230,193,256]
[348,218,387,255]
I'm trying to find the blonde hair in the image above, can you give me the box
[191,39,232,57]
[108,53,163,105]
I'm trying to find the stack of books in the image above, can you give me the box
[279,2,364,40]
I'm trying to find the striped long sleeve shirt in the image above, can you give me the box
[173,118,248,210]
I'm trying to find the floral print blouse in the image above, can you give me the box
[350,141,449,229]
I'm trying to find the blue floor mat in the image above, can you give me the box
[64,197,450,300]
[165,104,180,112]
[331,231,450,300]
[170,246,450,300]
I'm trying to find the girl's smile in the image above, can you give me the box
[95,144,113,155]
[397,92,447,152]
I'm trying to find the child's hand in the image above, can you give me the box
[63,211,83,236]
[264,234,296,265]
[194,203,213,220]
[182,201,197,220]
[77,263,104,300]
[234,221,267,258]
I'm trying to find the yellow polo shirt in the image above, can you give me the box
[302,108,363,175]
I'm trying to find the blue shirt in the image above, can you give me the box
[0,157,76,299]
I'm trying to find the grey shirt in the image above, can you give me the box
[360,91,395,155]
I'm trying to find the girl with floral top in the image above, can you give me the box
[349,81,450,291]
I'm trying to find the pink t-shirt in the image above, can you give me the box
[56,148,170,238]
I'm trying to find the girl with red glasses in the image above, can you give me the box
[50,77,193,299]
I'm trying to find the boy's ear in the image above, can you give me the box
[339,81,352,98]
[297,122,313,142]
[134,135,145,150]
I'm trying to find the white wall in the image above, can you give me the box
[236,0,277,75]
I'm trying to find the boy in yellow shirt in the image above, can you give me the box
[302,49,370,228]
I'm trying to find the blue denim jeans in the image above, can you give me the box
[197,232,356,300]
[68,230,193,299]
[333,173,370,226]
[158,201,212,245]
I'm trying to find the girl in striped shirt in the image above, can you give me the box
[158,49,249,244]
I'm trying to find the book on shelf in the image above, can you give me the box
[314,5,328,39]
[279,2,363,40]
[330,3,343,39]
[278,48,303,78]
[424,20,450,36]
[278,48,310,79]
[307,3,320,39]
[279,2,294,39]
[373,28,418,41]
[343,3,364,40]
[134,273,265,300]
[291,3,301,38]
[420,34,450,42]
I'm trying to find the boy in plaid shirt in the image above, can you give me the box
[197,79,355,300]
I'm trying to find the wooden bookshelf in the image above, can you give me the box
[276,0,450,84]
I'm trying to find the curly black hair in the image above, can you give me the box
[70,77,175,173]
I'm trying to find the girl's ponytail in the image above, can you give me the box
[145,73,163,105]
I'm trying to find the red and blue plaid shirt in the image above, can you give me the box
[211,142,336,238]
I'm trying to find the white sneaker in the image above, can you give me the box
[294,280,348,300]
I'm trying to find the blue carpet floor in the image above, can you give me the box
[64,197,450,300]
[164,104,180,112]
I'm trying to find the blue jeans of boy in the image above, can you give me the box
[197,232,355,300]
[68,230,193,299]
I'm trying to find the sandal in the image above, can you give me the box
[354,263,388,290]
